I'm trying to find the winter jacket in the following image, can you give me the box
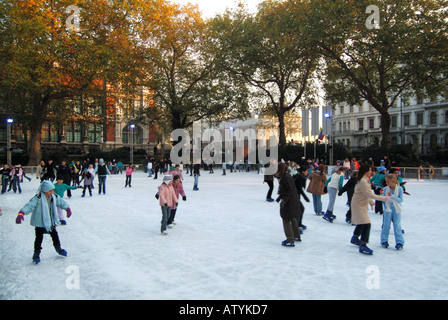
[19,192,70,232]
[173,181,186,199]
[126,167,135,176]
[53,182,77,198]
[370,173,385,188]
[339,177,356,204]
[277,173,300,219]
[351,176,387,225]
[79,172,93,186]
[157,183,178,209]
[294,172,309,202]
[382,185,403,213]
[326,172,344,190]
[306,171,327,195]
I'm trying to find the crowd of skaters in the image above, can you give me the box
[265,155,408,255]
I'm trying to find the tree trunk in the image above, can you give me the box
[379,111,391,150]
[278,111,287,147]
[28,99,49,165]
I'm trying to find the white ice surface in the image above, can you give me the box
[1,170,447,300]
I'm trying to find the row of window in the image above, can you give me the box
[336,110,448,132]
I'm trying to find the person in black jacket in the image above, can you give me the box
[57,161,73,197]
[275,162,301,247]
[338,170,358,224]
[44,159,56,182]
[294,165,310,231]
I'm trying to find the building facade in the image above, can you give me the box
[0,84,160,156]
[331,98,448,154]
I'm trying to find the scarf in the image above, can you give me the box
[384,186,402,213]
[40,192,59,232]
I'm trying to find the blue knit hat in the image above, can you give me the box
[40,180,55,193]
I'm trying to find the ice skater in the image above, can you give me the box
[15,180,73,264]
[95,158,111,194]
[350,165,390,255]
[294,165,310,231]
[370,166,387,214]
[167,174,187,227]
[156,174,177,235]
[54,175,78,224]
[306,164,327,215]
[338,170,358,224]
[79,169,93,197]
[381,174,405,250]
[275,163,301,247]
[322,166,347,223]
[125,164,135,187]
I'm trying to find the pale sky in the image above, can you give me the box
[171,0,264,18]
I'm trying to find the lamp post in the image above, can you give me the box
[130,124,135,165]
[324,113,334,165]
[6,118,13,166]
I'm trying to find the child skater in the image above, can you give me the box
[350,165,390,255]
[54,175,78,225]
[370,166,387,214]
[79,169,93,197]
[167,174,187,227]
[15,180,73,264]
[125,164,135,187]
[338,170,358,224]
[275,162,301,247]
[156,174,177,235]
[323,166,347,223]
[381,174,405,250]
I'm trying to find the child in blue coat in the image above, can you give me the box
[16,180,73,264]
[381,174,404,250]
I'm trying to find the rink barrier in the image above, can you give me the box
[18,165,448,181]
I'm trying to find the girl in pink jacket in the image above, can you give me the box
[125,165,135,187]
[167,175,187,227]
[156,175,177,235]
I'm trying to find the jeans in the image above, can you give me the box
[161,205,171,232]
[194,175,199,189]
[98,176,107,194]
[326,187,338,212]
[312,194,322,214]
[381,210,404,245]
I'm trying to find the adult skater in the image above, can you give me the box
[275,162,301,247]
[193,162,200,191]
[294,165,310,231]
[96,158,111,194]
[350,165,389,255]
[264,167,275,202]
[381,174,405,250]
[15,180,73,264]
[306,163,327,215]
[322,166,347,223]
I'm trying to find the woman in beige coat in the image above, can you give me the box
[350,164,390,255]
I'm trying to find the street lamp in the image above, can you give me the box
[324,112,334,165]
[130,124,135,165]
[6,118,13,166]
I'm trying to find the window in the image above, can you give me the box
[358,119,364,131]
[88,124,103,143]
[66,123,82,143]
[416,113,424,125]
[391,116,397,128]
[369,118,375,129]
[42,123,58,142]
[403,114,410,126]
[445,110,448,124]
[430,112,438,125]
[430,134,438,149]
